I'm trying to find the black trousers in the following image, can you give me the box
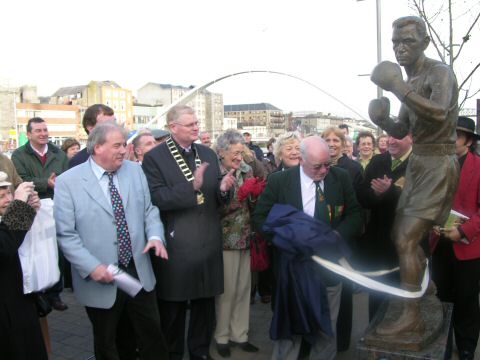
[85,265,168,360]
[432,239,480,354]
[336,279,353,351]
[158,297,215,360]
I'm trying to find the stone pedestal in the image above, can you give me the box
[356,299,453,359]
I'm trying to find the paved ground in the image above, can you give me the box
[47,289,476,359]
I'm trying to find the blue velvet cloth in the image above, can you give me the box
[263,204,351,343]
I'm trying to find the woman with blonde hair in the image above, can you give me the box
[273,132,301,170]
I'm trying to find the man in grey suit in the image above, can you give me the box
[55,122,169,360]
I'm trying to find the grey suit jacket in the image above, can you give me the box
[54,159,164,309]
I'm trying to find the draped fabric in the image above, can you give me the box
[262,204,350,342]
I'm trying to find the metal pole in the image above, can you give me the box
[375,0,383,136]
[13,90,19,148]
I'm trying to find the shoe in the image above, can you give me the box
[216,342,231,358]
[459,350,474,360]
[230,341,259,353]
[260,295,271,304]
[190,354,213,360]
[50,298,68,311]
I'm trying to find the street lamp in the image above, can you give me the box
[358,0,383,135]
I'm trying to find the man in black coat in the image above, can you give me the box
[69,104,115,168]
[356,134,412,319]
[142,105,235,360]
[253,136,363,360]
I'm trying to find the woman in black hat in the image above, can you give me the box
[431,116,480,360]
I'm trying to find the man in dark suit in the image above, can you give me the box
[252,136,362,360]
[356,134,412,319]
[69,104,115,168]
[142,105,235,360]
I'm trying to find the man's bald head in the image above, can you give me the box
[300,136,331,182]
[300,136,330,161]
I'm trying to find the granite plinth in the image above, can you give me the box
[356,300,453,360]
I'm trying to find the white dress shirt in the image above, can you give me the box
[300,165,324,218]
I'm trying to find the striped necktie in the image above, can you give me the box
[314,181,330,223]
[391,158,402,171]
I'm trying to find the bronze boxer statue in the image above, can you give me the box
[368,16,459,336]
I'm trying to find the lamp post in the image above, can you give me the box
[358,0,383,135]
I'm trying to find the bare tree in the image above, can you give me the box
[409,0,480,108]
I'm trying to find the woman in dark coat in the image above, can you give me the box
[0,174,47,360]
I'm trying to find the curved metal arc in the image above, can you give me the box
[128,70,367,143]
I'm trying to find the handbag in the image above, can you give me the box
[18,198,60,294]
[34,292,52,318]
[250,232,270,272]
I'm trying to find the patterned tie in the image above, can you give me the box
[314,181,330,223]
[106,172,132,267]
[391,158,402,171]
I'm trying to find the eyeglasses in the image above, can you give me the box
[309,161,331,170]
[172,121,199,129]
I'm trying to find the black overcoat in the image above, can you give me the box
[356,152,410,270]
[142,142,225,301]
[0,200,47,360]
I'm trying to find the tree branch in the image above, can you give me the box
[453,10,480,62]
[459,61,480,90]
[412,0,448,62]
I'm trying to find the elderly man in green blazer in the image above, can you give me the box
[253,136,363,360]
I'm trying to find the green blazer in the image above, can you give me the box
[253,165,363,245]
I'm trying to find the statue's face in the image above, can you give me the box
[392,24,426,67]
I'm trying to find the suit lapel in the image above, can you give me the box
[82,164,114,216]
[117,164,130,209]
[323,170,340,223]
[460,152,474,192]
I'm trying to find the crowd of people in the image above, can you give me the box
[1,103,478,360]
[1,15,479,360]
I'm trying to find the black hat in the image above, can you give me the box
[151,129,170,140]
[457,116,480,139]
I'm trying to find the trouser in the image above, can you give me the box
[215,250,251,344]
[271,283,342,360]
[432,238,480,354]
[336,279,352,351]
[158,297,215,360]
[85,262,168,360]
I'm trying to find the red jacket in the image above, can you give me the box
[453,151,480,260]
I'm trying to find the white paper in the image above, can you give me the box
[107,264,143,297]
[450,209,470,220]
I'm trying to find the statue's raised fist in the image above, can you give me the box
[369,97,391,125]
[371,61,403,92]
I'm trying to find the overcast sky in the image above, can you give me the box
[1,0,478,121]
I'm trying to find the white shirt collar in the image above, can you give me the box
[89,157,111,180]
[30,143,48,156]
[300,165,323,189]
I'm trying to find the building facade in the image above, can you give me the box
[136,83,223,133]
[50,80,134,133]
[16,103,82,147]
[224,103,285,139]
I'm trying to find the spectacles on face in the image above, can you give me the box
[173,121,199,129]
[308,161,331,171]
[229,151,243,159]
